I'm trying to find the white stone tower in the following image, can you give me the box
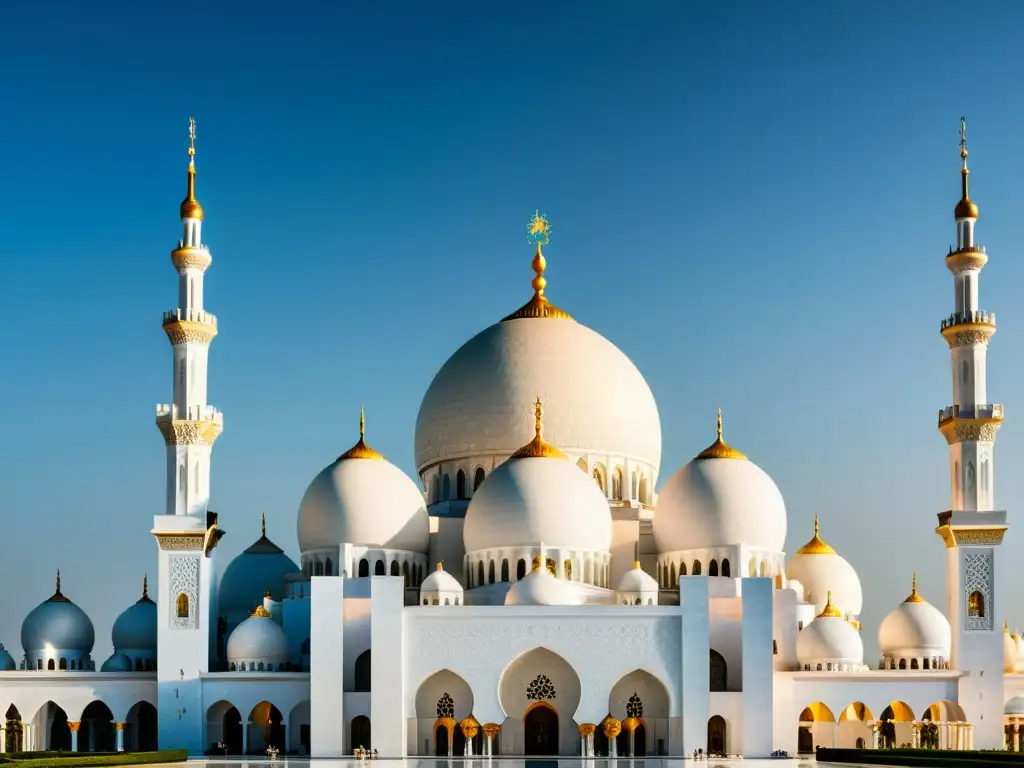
[152,117,223,754]
[935,117,1007,749]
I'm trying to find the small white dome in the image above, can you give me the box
[1006,696,1024,716]
[415,308,662,475]
[878,576,950,661]
[220,516,298,618]
[0,645,15,671]
[226,608,289,667]
[505,559,585,606]
[111,577,157,653]
[21,573,95,658]
[422,563,463,593]
[796,596,864,669]
[465,401,611,555]
[785,515,863,617]
[617,562,659,593]
[101,652,134,672]
[297,418,430,556]
[654,414,786,554]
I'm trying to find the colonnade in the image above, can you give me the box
[0,721,128,753]
[868,719,973,750]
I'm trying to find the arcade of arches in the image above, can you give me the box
[797,700,972,753]
[414,649,677,757]
[206,700,311,755]
[2,701,156,753]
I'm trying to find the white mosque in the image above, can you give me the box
[2,117,1024,759]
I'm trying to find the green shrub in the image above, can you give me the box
[0,750,188,768]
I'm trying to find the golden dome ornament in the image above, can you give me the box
[510,397,567,459]
[795,513,837,556]
[694,407,747,461]
[338,407,385,461]
[180,116,205,221]
[503,211,575,322]
[954,117,979,221]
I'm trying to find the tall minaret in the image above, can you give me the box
[935,117,1007,749]
[155,116,223,516]
[152,117,223,755]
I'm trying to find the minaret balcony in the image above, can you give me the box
[171,244,212,272]
[162,309,218,346]
[937,404,1004,445]
[946,244,987,274]
[156,404,224,446]
[938,404,1004,426]
[940,311,996,348]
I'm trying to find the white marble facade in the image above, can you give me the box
[1,121,1019,759]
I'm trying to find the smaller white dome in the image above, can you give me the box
[0,645,15,672]
[111,577,157,654]
[422,563,463,593]
[785,515,863,617]
[617,562,659,594]
[1006,696,1024,716]
[877,576,951,663]
[505,558,585,607]
[653,413,787,554]
[796,595,864,670]
[226,608,289,668]
[101,652,134,672]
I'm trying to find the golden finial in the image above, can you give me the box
[510,397,567,459]
[180,116,205,221]
[819,591,842,618]
[905,571,927,603]
[338,407,384,461]
[250,605,272,618]
[503,211,575,322]
[955,117,979,220]
[48,568,69,603]
[436,561,443,571]
[694,407,747,460]
[796,513,837,555]
[633,561,642,570]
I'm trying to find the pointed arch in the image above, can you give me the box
[125,701,158,752]
[608,668,670,720]
[206,700,242,754]
[354,649,371,692]
[612,466,624,500]
[80,701,116,752]
[456,470,466,500]
[709,649,727,691]
[247,701,284,753]
[473,466,486,491]
[499,647,581,726]
[415,669,474,721]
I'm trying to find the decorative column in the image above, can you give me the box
[114,722,124,752]
[68,722,80,752]
[912,721,920,749]
[460,717,479,757]
[602,718,621,759]
[241,722,248,756]
[482,723,500,757]
[623,717,639,756]
[578,724,595,757]
[871,721,880,749]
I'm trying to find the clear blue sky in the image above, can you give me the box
[4,1,1024,663]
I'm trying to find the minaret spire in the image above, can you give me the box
[934,118,1008,749]
[157,116,223,516]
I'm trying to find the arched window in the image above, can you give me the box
[176,593,189,618]
[456,470,466,500]
[968,590,985,617]
[721,558,731,577]
[961,360,970,387]
[708,559,719,577]
[563,560,572,580]
[592,464,606,493]
[402,561,410,586]
[444,598,450,605]
[669,563,676,586]
[488,561,496,584]
[358,559,369,577]
[315,560,324,576]
[477,561,485,587]
[639,476,649,504]
[429,476,439,505]
[473,467,486,491]
[501,559,509,582]
[899,658,907,670]
[442,474,451,501]
[910,658,919,669]
[966,461,977,499]
[612,467,624,500]
[47,659,55,670]
[692,560,702,576]
[354,650,371,692]
[631,471,638,499]
[709,649,727,691]
[680,561,687,577]
[517,559,527,580]
[325,558,333,576]
[374,560,385,576]
[390,560,400,576]
[179,463,185,493]
[59,658,68,670]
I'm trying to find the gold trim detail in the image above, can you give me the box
[935,525,1007,548]
[250,605,272,618]
[942,324,996,349]
[338,408,385,461]
[170,246,212,272]
[818,591,842,618]
[152,534,205,551]
[502,215,575,322]
[577,724,596,737]
[510,397,567,459]
[482,723,501,738]
[163,319,218,346]
[622,717,640,733]
[946,247,988,274]
[601,716,622,738]
[904,572,927,604]
[937,418,1002,445]
[157,419,223,446]
[795,513,837,556]
[694,407,747,460]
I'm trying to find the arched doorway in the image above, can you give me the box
[524,703,558,755]
[434,722,450,756]
[5,705,23,753]
[709,649,727,691]
[354,650,371,691]
[707,715,726,756]
[798,701,835,753]
[125,701,158,752]
[351,715,371,751]
[247,702,284,753]
[80,701,115,752]
[634,722,647,756]
[34,702,70,751]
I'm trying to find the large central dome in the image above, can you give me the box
[415,237,661,477]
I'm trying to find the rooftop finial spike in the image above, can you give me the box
[180,115,205,221]
[503,211,574,321]
[262,511,267,537]
[954,117,979,220]
[717,407,724,441]
[56,568,61,594]
[813,512,820,537]
[912,571,918,593]
[360,406,366,440]
[534,397,543,441]
[142,574,149,600]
